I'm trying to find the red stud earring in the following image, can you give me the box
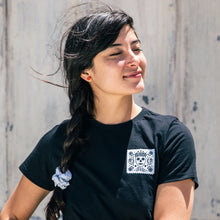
[87,76,91,80]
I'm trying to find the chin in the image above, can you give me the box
[134,88,144,94]
[134,82,145,94]
[130,85,145,95]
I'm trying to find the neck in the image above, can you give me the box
[93,95,142,124]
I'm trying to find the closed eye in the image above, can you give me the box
[110,52,122,56]
[109,48,142,57]
[133,48,142,52]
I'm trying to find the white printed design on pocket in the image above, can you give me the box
[127,149,155,174]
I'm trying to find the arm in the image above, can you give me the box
[0,175,50,220]
[154,179,195,220]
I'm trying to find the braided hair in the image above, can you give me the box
[45,7,134,219]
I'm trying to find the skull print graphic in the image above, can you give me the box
[127,149,155,174]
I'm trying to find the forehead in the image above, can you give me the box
[113,24,138,44]
[93,25,139,59]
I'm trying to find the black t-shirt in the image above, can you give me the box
[20,107,198,220]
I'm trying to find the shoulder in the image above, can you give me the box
[137,107,194,145]
[138,107,178,133]
[41,119,69,143]
[138,108,198,188]
[19,120,70,191]
[33,119,69,154]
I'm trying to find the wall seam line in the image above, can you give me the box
[4,0,9,198]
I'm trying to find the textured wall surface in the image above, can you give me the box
[0,0,220,219]
[0,0,8,212]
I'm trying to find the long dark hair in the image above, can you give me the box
[45,6,134,220]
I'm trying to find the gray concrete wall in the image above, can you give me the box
[0,0,220,219]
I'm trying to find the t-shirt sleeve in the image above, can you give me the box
[158,119,198,188]
[19,124,65,191]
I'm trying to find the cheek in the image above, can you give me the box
[140,55,147,78]
[105,59,125,69]
[141,55,147,69]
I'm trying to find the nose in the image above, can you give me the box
[125,50,139,68]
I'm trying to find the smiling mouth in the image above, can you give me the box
[123,71,142,78]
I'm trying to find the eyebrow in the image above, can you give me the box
[109,39,141,48]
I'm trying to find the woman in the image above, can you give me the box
[0,7,198,220]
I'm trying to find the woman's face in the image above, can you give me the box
[82,24,147,98]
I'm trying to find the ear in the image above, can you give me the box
[80,71,92,82]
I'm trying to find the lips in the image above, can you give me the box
[123,70,142,78]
